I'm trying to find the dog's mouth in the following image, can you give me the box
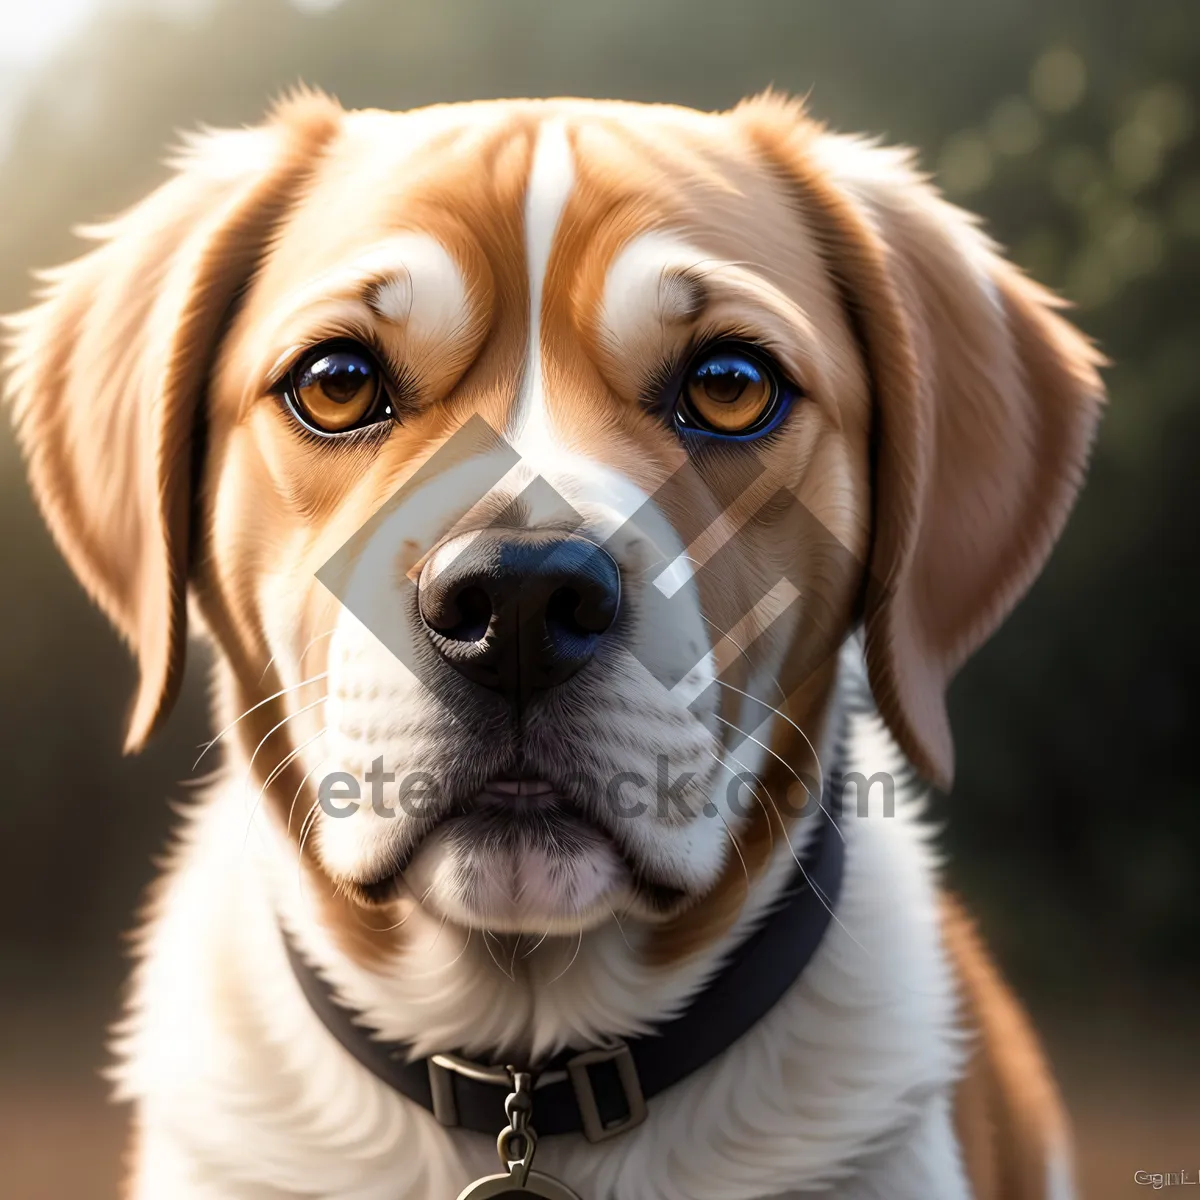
[356,775,687,924]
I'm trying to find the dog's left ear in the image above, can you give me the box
[5,91,341,752]
[739,97,1105,789]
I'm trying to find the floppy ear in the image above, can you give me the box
[4,91,341,752]
[740,99,1105,789]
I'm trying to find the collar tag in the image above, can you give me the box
[456,1069,583,1200]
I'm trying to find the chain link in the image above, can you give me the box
[496,1069,537,1175]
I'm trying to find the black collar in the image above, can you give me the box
[284,767,844,1144]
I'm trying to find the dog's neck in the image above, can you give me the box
[236,679,847,1065]
[258,793,826,1065]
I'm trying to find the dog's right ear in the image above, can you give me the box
[737,94,1104,791]
[4,91,341,752]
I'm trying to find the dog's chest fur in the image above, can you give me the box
[112,695,971,1200]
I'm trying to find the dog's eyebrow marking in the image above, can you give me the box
[597,232,837,417]
[509,119,575,452]
[658,271,707,325]
[361,235,467,341]
[599,232,710,358]
[368,275,412,324]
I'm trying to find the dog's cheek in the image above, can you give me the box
[313,796,395,883]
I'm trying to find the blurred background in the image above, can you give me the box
[0,0,1196,1196]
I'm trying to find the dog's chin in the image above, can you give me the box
[402,814,630,935]
[345,787,692,934]
[331,781,697,933]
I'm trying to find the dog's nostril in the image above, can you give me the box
[547,575,619,636]
[428,584,492,643]
[546,585,596,640]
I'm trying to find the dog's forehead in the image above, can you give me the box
[262,98,807,297]
[223,96,861,463]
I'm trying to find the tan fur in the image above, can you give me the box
[942,893,1073,1200]
[4,88,342,751]
[737,94,1106,789]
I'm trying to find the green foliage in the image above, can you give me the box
[924,4,1200,997]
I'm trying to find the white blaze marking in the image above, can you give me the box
[510,119,575,452]
[268,235,467,353]
[496,119,715,713]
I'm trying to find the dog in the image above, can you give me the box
[6,91,1103,1199]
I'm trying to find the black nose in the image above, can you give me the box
[417,529,621,705]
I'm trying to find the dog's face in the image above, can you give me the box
[206,101,874,936]
[7,94,1102,956]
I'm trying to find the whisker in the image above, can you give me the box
[709,677,825,809]
[240,694,327,819]
[242,728,327,851]
[289,752,331,837]
[406,926,474,979]
[609,907,634,953]
[258,628,336,685]
[263,730,325,798]
[295,798,323,890]
[698,611,792,715]
[711,743,865,956]
[709,743,805,876]
[520,928,552,959]
[364,879,439,934]
[425,911,450,954]
[547,924,584,985]
[297,797,322,853]
[194,671,329,771]
[242,693,330,869]
[482,929,513,980]
[712,711,844,845]
[696,608,824,851]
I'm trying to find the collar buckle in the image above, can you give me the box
[427,1053,512,1126]
[566,1039,647,1142]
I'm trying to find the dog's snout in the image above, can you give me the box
[417,529,621,704]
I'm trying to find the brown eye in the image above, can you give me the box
[680,349,778,435]
[288,343,388,434]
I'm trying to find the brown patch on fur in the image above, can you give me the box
[942,893,1072,1200]
[643,654,839,967]
[120,1115,142,1200]
[4,88,343,752]
[737,94,1105,790]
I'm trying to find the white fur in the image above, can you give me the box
[265,235,469,349]
[597,232,708,373]
[114,646,972,1199]
[363,237,467,340]
[509,118,574,452]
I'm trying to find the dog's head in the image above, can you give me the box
[6,93,1102,957]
